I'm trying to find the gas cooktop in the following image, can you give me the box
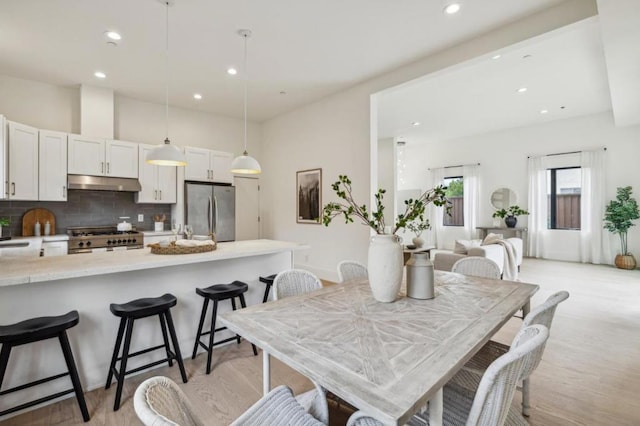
[67,226,144,253]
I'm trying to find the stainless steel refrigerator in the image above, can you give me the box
[184,182,235,242]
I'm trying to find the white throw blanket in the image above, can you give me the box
[483,234,518,280]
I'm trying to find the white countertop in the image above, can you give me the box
[0,239,306,287]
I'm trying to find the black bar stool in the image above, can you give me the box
[0,310,90,421]
[105,293,187,411]
[259,274,277,303]
[192,281,258,374]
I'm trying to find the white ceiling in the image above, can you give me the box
[0,0,569,122]
[377,17,613,143]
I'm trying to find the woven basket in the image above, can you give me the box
[148,241,216,255]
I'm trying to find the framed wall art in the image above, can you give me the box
[296,168,322,224]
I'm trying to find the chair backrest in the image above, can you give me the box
[273,269,322,300]
[466,325,549,426]
[451,257,501,279]
[522,291,570,330]
[337,260,368,283]
[134,376,203,426]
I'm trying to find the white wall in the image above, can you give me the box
[377,138,395,224]
[401,111,640,262]
[260,1,596,280]
[0,74,261,158]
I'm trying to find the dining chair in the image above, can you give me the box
[134,376,203,426]
[451,257,501,279]
[452,291,570,417]
[231,384,327,426]
[346,324,550,426]
[337,260,368,283]
[273,269,323,300]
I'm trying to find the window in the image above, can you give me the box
[443,176,464,226]
[547,167,581,230]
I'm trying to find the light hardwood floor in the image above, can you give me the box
[1,259,639,425]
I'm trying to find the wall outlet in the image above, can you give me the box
[137,214,144,222]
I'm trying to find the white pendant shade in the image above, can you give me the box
[146,138,187,166]
[230,151,261,174]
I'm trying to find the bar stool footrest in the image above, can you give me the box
[0,388,74,417]
[117,343,167,360]
[0,372,69,396]
[199,326,230,337]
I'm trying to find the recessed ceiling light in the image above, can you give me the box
[193,93,202,100]
[444,3,461,14]
[412,121,421,126]
[492,54,501,60]
[540,109,548,114]
[105,31,122,41]
[517,87,528,93]
[94,71,106,79]
[227,68,237,75]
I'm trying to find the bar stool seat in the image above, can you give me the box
[259,274,277,303]
[0,310,90,421]
[192,281,257,374]
[105,293,186,411]
[110,293,177,318]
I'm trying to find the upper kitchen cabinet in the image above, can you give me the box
[68,135,138,178]
[184,147,233,184]
[39,130,68,201]
[136,143,176,204]
[8,121,38,200]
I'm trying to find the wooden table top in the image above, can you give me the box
[220,271,538,425]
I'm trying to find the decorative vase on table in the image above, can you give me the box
[406,252,435,299]
[368,234,403,303]
[412,236,424,248]
[505,216,517,228]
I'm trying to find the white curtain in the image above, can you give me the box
[463,164,480,240]
[427,168,445,249]
[580,150,610,264]
[527,156,548,257]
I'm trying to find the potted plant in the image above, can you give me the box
[0,218,8,238]
[604,186,639,270]
[406,216,431,248]
[323,175,449,302]
[492,205,529,228]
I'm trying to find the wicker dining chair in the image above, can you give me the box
[337,260,368,283]
[231,384,328,426]
[134,376,204,426]
[346,325,550,426]
[451,257,501,279]
[451,291,570,418]
[273,269,323,300]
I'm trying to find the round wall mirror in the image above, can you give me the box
[490,188,517,210]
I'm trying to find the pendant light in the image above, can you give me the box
[230,29,261,174]
[146,0,187,167]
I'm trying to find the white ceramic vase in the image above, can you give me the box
[368,234,403,303]
[412,236,424,248]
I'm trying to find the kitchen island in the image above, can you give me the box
[0,239,305,412]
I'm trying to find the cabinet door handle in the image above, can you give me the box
[11,182,15,196]
[107,162,110,174]
[63,186,66,198]
[101,162,104,174]
[154,190,158,200]
[159,190,162,200]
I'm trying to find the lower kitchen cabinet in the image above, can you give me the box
[136,143,177,204]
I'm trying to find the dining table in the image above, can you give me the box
[220,270,538,426]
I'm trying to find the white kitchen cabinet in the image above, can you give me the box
[136,143,176,204]
[8,121,39,200]
[184,147,233,184]
[68,135,138,178]
[0,115,7,200]
[39,130,68,201]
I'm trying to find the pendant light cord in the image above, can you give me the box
[165,1,170,142]
[243,32,248,154]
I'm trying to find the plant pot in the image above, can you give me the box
[614,254,637,270]
[505,216,517,228]
[412,236,424,248]
[368,234,403,303]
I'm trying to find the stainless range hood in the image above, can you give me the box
[67,175,142,192]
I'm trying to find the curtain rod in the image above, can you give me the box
[527,147,606,159]
[427,162,480,171]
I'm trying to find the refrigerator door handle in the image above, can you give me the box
[214,196,219,235]
[208,196,213,234]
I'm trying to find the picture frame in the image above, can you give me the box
[296,168,322,224]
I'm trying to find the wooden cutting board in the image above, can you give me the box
[22,208,56,236]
